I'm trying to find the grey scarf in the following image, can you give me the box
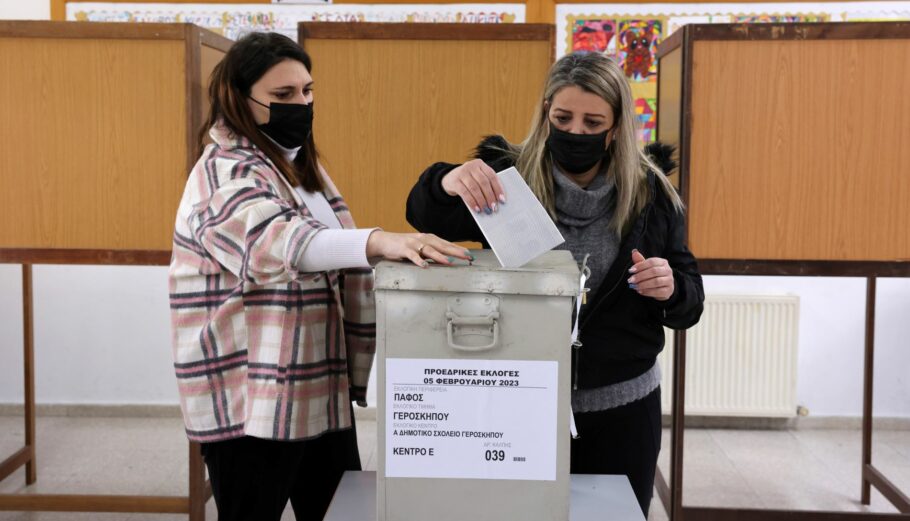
[552,166,620,299]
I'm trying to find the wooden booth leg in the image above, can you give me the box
[861,277,876,505]
[669,328,688,521]
[23,264,37,485]
[859,277,910,513]
[0,265,37,488]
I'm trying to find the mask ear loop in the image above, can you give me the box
[249,96,271,109]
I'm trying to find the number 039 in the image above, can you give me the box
[484,450,506,462]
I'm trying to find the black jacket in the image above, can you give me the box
[406,136,704,388]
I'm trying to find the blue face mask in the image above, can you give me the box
[546,123,610,175]
[250,97,314,149]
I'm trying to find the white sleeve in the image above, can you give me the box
[295,228,378,272]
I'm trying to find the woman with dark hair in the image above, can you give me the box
[406,51,704,517]
[169,32,469,521]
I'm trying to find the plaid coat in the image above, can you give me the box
[169,123,375,442]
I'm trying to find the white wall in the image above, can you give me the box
[702,276,910,419]
[0,0,49,20]
[0,265,178,405]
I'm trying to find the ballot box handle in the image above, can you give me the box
[445,311,500,352]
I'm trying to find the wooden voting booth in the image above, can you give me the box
[0,21,231,518]
[656,22,910,521]
[298,22,555,235]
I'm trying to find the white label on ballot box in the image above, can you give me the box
[385,358,558,481]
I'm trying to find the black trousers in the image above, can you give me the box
[200,423,361,521]
[571,387,662,518]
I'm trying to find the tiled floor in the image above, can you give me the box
[0,416,906,520]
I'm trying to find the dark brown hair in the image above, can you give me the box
[198,32,322,191]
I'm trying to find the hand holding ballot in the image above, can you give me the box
[441,158,507,214]
[463,167,565,268]
[440,158,564,268]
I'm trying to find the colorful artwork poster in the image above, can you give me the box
[558,2,910,56]
[732,13,830,22]
[67,3,526,40]
[617,19,661,83]
[570,19,615,53]
[635,98,657,143]
[567,16,663,83]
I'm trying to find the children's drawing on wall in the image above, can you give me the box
[617,19,661,82]
[68,2,526,40]
[570,19,615,53]
[732,13,830,23]
[635,98,657,143]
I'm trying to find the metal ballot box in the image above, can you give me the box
[374,250,580,521]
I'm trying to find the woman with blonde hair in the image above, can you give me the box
[406,51,704,516]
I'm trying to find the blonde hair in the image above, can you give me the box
[497,52,683,235]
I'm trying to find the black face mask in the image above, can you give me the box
[546,123,610,175]
[250,97,313,149]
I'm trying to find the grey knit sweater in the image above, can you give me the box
[552,166,661,412]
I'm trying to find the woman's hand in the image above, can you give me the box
[441,159,507,214]
[628,249,675,301]
[366,231,473,268]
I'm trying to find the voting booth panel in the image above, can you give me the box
[299,22,555,237]
[0,21,232,264]
[657,22,910,264]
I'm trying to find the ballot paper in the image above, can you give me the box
[468,167,565,268]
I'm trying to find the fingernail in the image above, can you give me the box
[467,253,475,260]
[629,283,638,290]
[447,256,455,263]
[491,203,498,212]
[484,207,492,215]
[499,194,507,204]
[628,277,636,283]
[629,267,637,273]
[474,206,482,214]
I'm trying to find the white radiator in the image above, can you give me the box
[657,295,800,417]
